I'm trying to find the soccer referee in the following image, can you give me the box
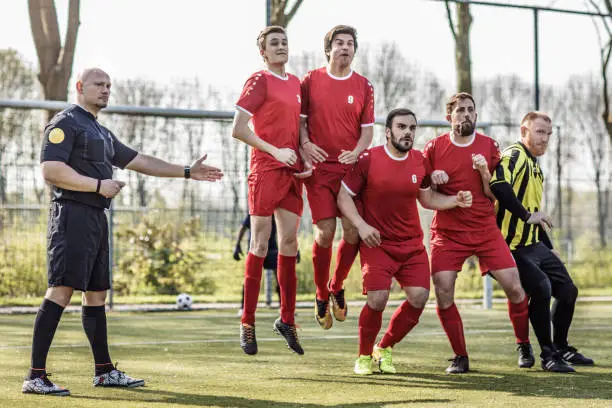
[490,111,593,373]
[22,67,223,396]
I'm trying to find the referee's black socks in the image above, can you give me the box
[29,298,65,379]
[82,305,114,375]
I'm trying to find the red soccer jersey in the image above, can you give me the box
[342,145,430,243]
[301,67,375,168]
[423,132,501,232]
[236,70,301,174]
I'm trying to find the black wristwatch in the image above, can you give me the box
[184,166,191,179]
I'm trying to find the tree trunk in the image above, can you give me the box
[28,0,80,122]
[269,0,303,27]
[455,3,473,94]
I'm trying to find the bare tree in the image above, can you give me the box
[269,0,304,27]
[28,0,80,121]
[288,51,323,79]
[445,0,473,94]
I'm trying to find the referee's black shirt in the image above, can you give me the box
[40,105,138,209]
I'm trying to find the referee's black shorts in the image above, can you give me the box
[512,242,574,297]
[47,200,110,292]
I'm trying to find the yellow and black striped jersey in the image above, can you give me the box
[490,142,544,250]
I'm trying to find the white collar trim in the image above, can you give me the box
[267,70,288,80]
[384,144,409,161]
[449,131,476,147]
[326,66,353,80]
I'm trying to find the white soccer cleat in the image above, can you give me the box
[93,367,145,388]
[22,375,70,396]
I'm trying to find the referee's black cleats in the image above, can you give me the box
[541,349,576,373]
[273,318,304,355]
[517,343,535,368]
[558,345,594,366]
[240,323,258,355]
[445,355,469,374]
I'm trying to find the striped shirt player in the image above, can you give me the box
[490,111,593,371]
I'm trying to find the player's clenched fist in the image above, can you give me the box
[472,154,488,173]
[455,190,472,208]
[431,170,449,185]
[357,222,381,248]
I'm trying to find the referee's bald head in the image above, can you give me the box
[77,67,110,85]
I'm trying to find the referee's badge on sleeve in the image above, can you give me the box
[49,128,65,144]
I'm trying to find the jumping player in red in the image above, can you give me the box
[300,25,375,329]
[232,26,305,356]
[423,93,533,374]
[338,108,473,375]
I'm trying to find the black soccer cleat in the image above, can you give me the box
[558,345,594,366]
[273,317,304,355]
[445,355,469,374]
[517,343,535,368]
[315,297,332,330]
[240,323,258,355]
[541,350,576,373]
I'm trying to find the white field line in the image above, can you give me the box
[1,326,610,350]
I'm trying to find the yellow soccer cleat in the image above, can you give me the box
[315,297,333,330]
[329,287,347,322]
[354,355,374,375]
[373,345,397,374]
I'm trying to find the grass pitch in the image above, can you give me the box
[1,302,611,407]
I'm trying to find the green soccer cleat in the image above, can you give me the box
[372,345,397,374]
[353,355,373,375]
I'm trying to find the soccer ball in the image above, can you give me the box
[176,293,193,310]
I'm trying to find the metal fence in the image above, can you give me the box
[1,99,611,307]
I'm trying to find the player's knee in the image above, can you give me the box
[316,228,335,247]
[342,224,359,244]
[250,240,269,257]
[279,235,298,254]
[367,294,389,311]
[558,283,578,304]
[45,286,73,307]
[532,278,552,300]
[408,290,429,309]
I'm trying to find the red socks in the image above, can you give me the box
[277,255,297,325]
[241,253,264,326]
[312,241,332,300]
[329,239,359,294]
[378,301,423,349]
[508,297,530,344]
[437,303,468,356]
[358,304,383,356]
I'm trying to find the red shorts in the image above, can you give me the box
[248,168,303,216]
[430,228,516,275]
[304,166,348,224]
[360,240,431,294]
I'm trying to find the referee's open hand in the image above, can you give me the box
[98,180,125,198]
[190,153,224,181]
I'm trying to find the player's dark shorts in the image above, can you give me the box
[264,249,278,270]
[47,200,110,292]
[430,227,516,275]
[304,165,347,224]
[512,242,574,296]
[248,168,303,217]
[360,239,431,294]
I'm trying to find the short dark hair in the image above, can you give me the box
[521,111,551,126]
[257,26,286,51]
[446,92,476,116]
[386,108,417,129]
[323,25,358,61]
